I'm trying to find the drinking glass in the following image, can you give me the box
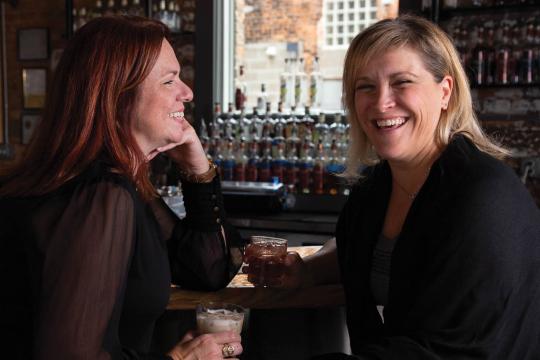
[243,236,288,287]
[196,302,245,334]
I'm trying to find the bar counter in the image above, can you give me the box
[167,246,345,310]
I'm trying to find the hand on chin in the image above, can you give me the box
[146,141,182,162]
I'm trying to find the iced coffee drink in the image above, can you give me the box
[196,302,245,334]
[244,236,287,287]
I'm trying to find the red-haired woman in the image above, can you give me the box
[0,16,243,360]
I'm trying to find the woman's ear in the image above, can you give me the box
[441,75,453,110]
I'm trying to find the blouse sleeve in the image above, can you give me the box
[34,181,165,359]
[150,175,244,291]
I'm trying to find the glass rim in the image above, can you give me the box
[196,301,246,313]
[250,236,287,245]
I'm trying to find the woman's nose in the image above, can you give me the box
[177,81,193,103]
[375,86,395,111]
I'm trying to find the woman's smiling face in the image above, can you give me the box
[354,46,452,165]
[131,39,193,158]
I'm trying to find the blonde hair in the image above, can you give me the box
[342,14,508,179]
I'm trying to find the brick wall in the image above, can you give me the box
[242,0,322,71]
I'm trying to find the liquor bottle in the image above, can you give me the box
[312,140,326,195]
[510,24,522,84]
[496,24,512,85]
[237,107,251,142]
[309,56,323,110]
[199,118,210,144]
[261,121,273,154]
[271,142,286,183]
[298,141,314,194]
[299,106,314,142]
[285,106,298,139]
[258,143,273,182]
[471,26,487,85]
[158,0,168,25]
[284,142,299,193]
[294,58,308,109]
[484,27,497,85]
[518,22,535,84]
[128,0,144,16]
[209,102,223,140]
[533,20,540,83]
[221,140,235,181]
[174,3,182,32]
[211,138,223,179]
[104,0,116,16]
[264,102,277,136]
[167,1,178,31]
[256,84,268,114]
[234,140,248,181]
[117,0,128,15]
[251,107,264,140]
[235,65,247,111]
[246,142,259,182]
[286,110,300,158]
[224,102,237,141]
[279,58,291,109]
[325,140,345,195]
[90,0,104,19]
[75,7,88,31]
[313,113,329,146]
[152,3,160,20]
[329,113,346,148]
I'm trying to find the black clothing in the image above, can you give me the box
[336,136,540,359]
[0,162,244,359]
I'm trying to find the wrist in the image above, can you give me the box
[179,158,217,183]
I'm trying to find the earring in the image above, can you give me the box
[442,103,448,110]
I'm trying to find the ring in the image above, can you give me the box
[222,343,235,357]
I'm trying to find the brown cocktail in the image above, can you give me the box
[244,236,287,287]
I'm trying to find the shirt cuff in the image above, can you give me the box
[181,175,226,232]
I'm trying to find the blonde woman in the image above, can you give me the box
[268,15,540,359]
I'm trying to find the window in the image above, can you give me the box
[223,0,399,113]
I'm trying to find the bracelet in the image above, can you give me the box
[179,159,217,183]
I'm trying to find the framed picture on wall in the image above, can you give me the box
[21,113,42,144]
[22,68,47,109]
[18,28,49,60]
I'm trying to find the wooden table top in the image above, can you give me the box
[167,246,345,310]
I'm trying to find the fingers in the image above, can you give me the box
[180,330,196,342]
[223,341,243,358]
[284,251,302,267]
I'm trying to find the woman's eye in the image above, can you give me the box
[355,84,374,92]
[164,80,174,85]
[395,79,412,86]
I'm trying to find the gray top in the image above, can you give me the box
[370,233,398,306]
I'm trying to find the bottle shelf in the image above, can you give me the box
[440,3,540,18]
[471,82,540,89]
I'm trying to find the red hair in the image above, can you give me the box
[0,16,170,201]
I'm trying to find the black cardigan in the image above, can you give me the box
[336,136,540,359]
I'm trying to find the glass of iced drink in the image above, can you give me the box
[196,302,245,334]
[244,236,288,287]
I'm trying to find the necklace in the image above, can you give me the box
[393,167,431,201]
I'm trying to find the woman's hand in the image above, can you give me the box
[146,119,209,175]
[167,330,243,360]
[242,251,314,289]
[242,238,339,289]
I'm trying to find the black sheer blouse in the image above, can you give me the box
[0,161,244,359]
